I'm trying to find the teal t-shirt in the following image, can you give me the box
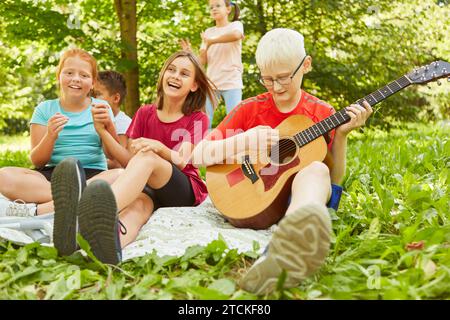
[30,98,115,170]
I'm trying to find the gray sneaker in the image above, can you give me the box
[0,198,36,217]
[51,158,86,256]
[78,180,122,265]
[239,203,332,295]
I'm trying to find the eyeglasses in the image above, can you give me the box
[259,55,307,87]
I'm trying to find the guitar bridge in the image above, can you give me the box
[242,155,259,184]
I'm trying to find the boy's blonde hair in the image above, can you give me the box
[256,28,307,71]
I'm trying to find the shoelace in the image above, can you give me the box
[118,220,127,235]
[6,199,34,217]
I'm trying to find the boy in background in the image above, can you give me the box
[94,70,132,169]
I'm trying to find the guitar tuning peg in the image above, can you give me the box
[437,80,441,86]
[427,84,432,89]
[448,77,450,82]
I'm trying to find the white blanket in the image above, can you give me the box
[0,195,273,261]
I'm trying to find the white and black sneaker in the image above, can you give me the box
[51,157,86,256]
[239,203,332,295]
[0,198,36,217]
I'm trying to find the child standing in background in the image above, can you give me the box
[93,71,132,169]
[181,0,244,127]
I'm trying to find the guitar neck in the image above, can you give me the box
[293,75,412,147]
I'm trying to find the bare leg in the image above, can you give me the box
[286,161,332,215]
[118,193,154,248]
[110,151,173,211]
[0,167,51,203]
[87,168,124,185]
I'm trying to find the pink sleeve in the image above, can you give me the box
[126,106,147,139]
[231,21,244,36]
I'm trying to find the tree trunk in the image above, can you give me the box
[256,0,268,35]
[114,0,139,116]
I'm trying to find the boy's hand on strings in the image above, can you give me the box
[245,125,279,151]
[92,103,113,132]
[337,101,373,136]
[130,138,164,155]
[180,39,192,52]
[47,113,69,140]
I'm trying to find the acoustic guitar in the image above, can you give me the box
[206,60,450,229]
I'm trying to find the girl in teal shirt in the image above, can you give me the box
[0,49,121,218]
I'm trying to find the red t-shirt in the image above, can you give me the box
[126,104,209,205]
[208,91,336,150]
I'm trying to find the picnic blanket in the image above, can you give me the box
[0,194,273,261]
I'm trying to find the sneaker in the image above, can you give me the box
[239,203,332,295]
[0,198,36,217]
[77,180,122,265]
[51,158,86,256]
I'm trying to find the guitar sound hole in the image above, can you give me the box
[269,139,297,165]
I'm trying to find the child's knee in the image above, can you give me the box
[135,150,159,164]
[136,193,154,212]
[303,161,330,177]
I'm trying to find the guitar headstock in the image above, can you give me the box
[407,60,450,84]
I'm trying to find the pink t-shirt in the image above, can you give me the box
[204,21,244,90]
[126,104,209,205]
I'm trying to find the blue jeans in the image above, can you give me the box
[206,88,242,128]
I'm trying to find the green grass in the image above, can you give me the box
[0,134,31,168]
[0,122,449,300]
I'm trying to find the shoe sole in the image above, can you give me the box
[78,180,122,265]
[239,203,332,295]
[51,158,85,256]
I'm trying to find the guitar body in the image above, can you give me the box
[206,115,328,230]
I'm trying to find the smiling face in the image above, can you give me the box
[59,56,94,100]
[162,56,198,102]
[208,0,231,21]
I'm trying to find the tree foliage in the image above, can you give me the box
[0,0,448,132]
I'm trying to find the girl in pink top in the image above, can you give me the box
[181,0,244,128]
[50,51,215,264]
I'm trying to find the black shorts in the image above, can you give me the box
[34,166,104,182]
[142,163,195,210]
